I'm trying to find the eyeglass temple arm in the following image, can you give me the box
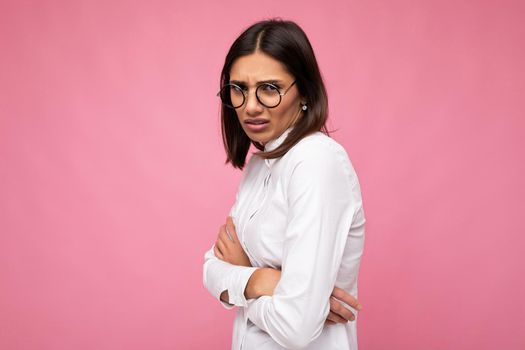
[280,80,296,96]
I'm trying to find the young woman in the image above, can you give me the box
[203,19,366,349]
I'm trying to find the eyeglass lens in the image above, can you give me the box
[219,83,282,108]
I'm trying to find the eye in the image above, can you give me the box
[230,84,245,91]
[261,84,280,91]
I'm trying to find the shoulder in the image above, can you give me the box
[285,132,359,186]
[292,132,347,157]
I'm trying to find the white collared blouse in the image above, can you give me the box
[203,126,366,350]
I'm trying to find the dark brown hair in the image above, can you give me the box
[219,18,330,169]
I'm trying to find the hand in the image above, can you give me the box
[246,269,363,326]
[325,287,363,326]
[214,216,252,267]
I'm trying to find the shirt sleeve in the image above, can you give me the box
[202,168,259,309]
[203,244,258,309]
[246,140,363,349]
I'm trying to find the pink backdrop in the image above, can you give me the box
[1,1,523,349]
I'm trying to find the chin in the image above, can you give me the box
[244,131,271,145]
[249,136,266,145]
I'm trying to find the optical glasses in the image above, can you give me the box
[217,80,296,109]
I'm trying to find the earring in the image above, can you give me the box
[301,104,308,111]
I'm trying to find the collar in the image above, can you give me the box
[263,125,295,168]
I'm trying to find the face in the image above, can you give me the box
[228,51,305,146]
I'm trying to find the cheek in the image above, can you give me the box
[273,102,297,122]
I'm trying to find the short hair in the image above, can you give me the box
[219,18,330,170]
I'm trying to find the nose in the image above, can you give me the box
[245,87,264,114]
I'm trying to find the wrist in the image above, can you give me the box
[244,268,264,300]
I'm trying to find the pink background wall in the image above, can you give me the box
[1,1,523,349]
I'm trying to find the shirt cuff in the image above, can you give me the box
[246,294,272,322]
[221,266,259,308]
[218,298,235,310]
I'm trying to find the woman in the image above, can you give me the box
[203,18,366,349]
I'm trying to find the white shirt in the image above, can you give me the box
[203,125,366,350]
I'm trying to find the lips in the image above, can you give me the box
[245,118,269,125]
[244,118,270,132]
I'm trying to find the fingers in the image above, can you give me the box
[213,244,224,260]
[216,237,228,258]
[225,226,234,242]
[330,296,356,322]
[226,216,238,242]
[215,219,243,264]
[326,310,347,324]
[325,319,336,326]
[218,225,233,245]
[331,287,363,311]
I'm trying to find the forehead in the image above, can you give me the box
[229,52,292,82]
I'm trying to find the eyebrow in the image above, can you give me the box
[229,79,283,85]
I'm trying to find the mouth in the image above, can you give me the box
[244,119,270,132]
[245,118,269,124]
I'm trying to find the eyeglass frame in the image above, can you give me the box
[217,80,297,109]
